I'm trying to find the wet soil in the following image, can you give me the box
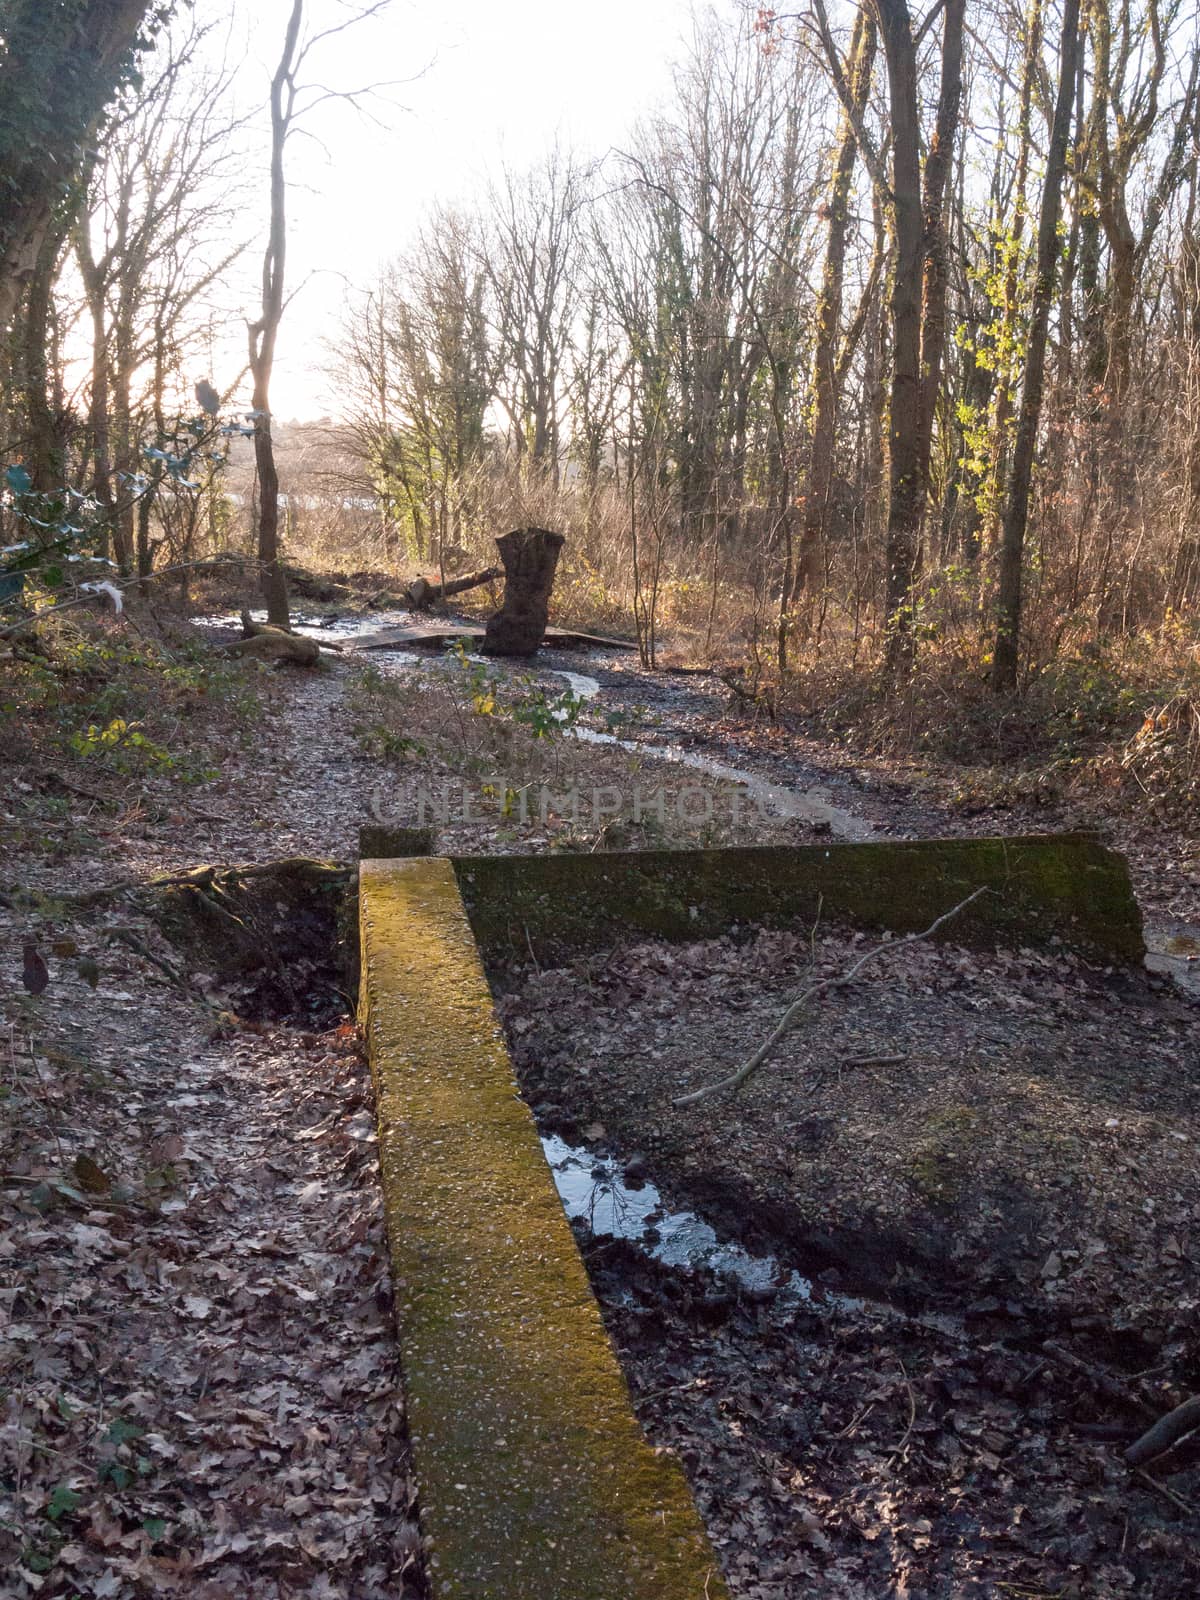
[497,923,1200,1598]
[591,1238,1200,1599]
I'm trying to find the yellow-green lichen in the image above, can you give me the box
[359,857,729,1599]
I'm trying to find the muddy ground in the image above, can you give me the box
[497,925,1200,1597]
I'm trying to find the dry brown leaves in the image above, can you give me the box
[0,908,424,1599]
[500,925,1200,1593]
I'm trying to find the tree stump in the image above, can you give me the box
[481,527,565,656]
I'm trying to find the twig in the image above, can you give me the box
[672,887,990,1106]
[40,767,122,805]
[1133,1467,1197,1517]
[1041,1340,1158,1419]
[105,928,189,992]
[889,1359,918,1463]
[834,1400,876,1439]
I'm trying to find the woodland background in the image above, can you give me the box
[2,0,1200,794]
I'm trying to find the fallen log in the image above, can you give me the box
[406,567,500,609]
[222,630,321,665]
[219,610,340,665]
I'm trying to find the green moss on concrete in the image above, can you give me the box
[358,823,436,858]
[452,835,1143,966]
[358,858,729,1600]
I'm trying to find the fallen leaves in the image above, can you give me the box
[503,923,1200,1597]
[0,923,426,1599]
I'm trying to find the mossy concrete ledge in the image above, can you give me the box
[452,834,1144,965]
[358,857,730,1600]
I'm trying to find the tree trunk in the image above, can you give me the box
[795,7,877,601]
[247,0,303,630]
[113,314,137,576]
[482,528,565,656]
[982,0,1042,560]
[20,224,67,493]
[406,567,500,608]
[0,0,156,331]
[915,0,966,495]
[76,224,124,570]
[992,0,1082,692]
[873,0,925,677]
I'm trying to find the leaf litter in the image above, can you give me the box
[498,923,1200,1597]
[0,900,426,1598]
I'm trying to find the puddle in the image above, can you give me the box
[1144,919,1200,997]
[540,1135,986,1342]
[195,608,421,670]
[547,668,601,702]
[541,1133,818,1303]
[196,607,412,641]
[572,726,872,839]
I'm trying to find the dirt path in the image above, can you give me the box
[0,650,428,1598]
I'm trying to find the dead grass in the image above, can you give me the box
[346,649,826,854]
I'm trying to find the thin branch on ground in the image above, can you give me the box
[1133,1467,1197,1518]
[1041,1340,1158,1420]
[672,887,990,1107]
[1125,1393,1200,1467]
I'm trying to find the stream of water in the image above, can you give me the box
[204,607,1199,985]
[541,1132,821,1303]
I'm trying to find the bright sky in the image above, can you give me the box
[219,0,722,418]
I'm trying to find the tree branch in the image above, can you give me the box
[672,886,990,1107]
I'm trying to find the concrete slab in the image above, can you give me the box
[452,835,1144,966]
[358,857,729,1600]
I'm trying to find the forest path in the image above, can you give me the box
[239,628,1199,993]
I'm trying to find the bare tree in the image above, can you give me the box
[327,209,494,565]
[73,15,248,575]
[485,149,587,481]
[795,5,877,601]
[871,0,926,675]
[247,0,303,627]
[246,0,393,627]
[992,0,1083,690]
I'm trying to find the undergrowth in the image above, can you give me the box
[0,613,261,856]
[768,620,1200,824]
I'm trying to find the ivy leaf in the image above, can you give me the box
[104,1418,143,1445]
[5,463,32,495]
[45,1483,81,1522]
